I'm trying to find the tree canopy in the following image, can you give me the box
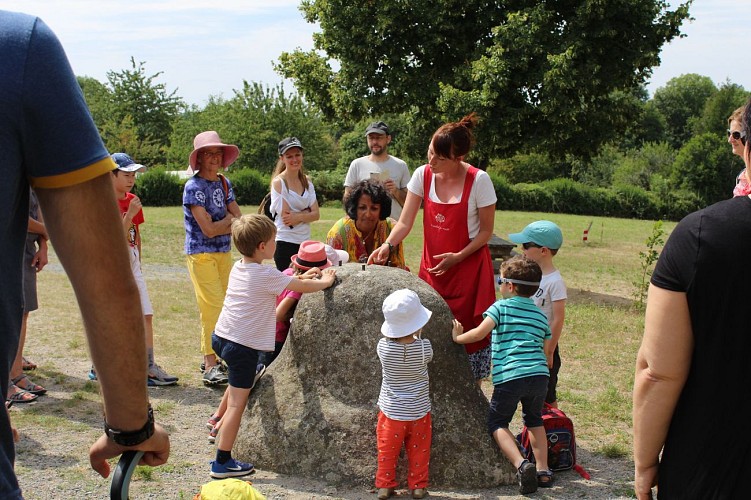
[277,0,691,160]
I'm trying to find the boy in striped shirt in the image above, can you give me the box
[452,256,554,494]
[376,289,434,500]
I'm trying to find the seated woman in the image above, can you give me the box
[327,180,407,269]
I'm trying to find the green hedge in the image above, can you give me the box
[134,166,696,221]
[132,168,185,206]
[225,169,269,206]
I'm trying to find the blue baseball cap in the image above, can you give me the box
[508,220,563,250]
[111,153,145,172]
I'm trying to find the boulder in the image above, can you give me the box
[234,264,513,487]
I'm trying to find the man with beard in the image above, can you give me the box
[344,121,410,220]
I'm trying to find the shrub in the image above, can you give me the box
[514,183,555,212]
[487,173,516,210]
[612,184,659,219]
[133,168,185,206]
[539,178,593,214]
[226,169,269,205]
[488,152,557,184]
[309,169,347,205]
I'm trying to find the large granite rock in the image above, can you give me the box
[234,264,513,487]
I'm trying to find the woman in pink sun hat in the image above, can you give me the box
[183,131,242,386]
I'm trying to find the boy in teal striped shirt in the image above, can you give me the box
[452,256,554,494]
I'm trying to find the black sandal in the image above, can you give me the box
[517,459,537,494]
[537,469,554,488]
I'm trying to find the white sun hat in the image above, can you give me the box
[324,244,350,266]
[381,289,432,338]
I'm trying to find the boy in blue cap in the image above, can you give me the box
[508,221,566,408]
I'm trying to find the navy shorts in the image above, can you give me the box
[487,375,549,434]
[211,333,260,389]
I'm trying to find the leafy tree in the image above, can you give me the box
[78,76,113,130]
[106,58,185,166]
[652,73,716,148]
[670,132,742,205]
[277,0,690,160]
[613,142,675,190]
[167,82,337,176]
[691,81,748,136]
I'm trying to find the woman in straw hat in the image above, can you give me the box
[183,131,242,385]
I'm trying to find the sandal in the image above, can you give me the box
[12,374,46,395]
[22,357,37,371]
[517,459,537,494]
[7,384,38,404]
[537,469,554,488]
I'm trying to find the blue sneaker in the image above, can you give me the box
[88,367,97,381]
[209,457,254,478]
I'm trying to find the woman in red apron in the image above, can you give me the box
[369,114,497,383]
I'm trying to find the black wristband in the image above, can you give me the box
[104,404,154,447]
[386,241,395,253]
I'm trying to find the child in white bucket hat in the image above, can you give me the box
[375,289,434,500]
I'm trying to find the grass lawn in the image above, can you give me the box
[30,205,673,487]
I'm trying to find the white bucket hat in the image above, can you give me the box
[324,244,349,266]
[381,289,432,338]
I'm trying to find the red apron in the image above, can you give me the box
[418,165,496,354]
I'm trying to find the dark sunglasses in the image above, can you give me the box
[522,242,543,250]
[727,129,747,143]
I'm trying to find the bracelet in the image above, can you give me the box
[104,404,154,447]
[386,241,395,253]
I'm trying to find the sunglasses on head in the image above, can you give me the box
[727,129,747,142]
[522,242,543,250]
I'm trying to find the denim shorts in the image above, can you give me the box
[211,333,260,389]
[487,375,549,434]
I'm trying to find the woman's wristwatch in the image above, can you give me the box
[386,241,395,254]
[104,404,155,447]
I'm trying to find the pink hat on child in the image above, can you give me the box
[290,241,332,271]
[188,131,240,172]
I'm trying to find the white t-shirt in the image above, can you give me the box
[214,261,293,351]
[532,270,567,323]
[407,165,497,239]
[271,177,318,244]
[344,155,410,220]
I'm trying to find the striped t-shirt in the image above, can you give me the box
[377,337,433,421]
[483,296,551,385]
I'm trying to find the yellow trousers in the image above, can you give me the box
[186,252,232,355]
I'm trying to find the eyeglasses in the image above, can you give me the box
[498,276,541,286]
[522,242,543,250]
[202,150,224,158]
[727,129,747,142]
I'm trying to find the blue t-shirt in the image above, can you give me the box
[1,11,112,499]
[182,175,236,254]
[483,296,551,385]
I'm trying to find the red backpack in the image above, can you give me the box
[517,403,576,472]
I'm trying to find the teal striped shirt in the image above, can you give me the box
[484,296,551,385]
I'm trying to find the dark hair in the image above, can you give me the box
[431,113,478,159]
[500,256,542,298]
[345,180,392,221]
[743,98,751,164]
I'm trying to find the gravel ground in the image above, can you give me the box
[11,369,635,500]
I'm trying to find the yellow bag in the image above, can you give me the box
[193,478,266,500]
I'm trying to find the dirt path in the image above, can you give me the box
[11,265,636,499]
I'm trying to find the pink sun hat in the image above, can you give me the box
[290,241,332,271]
[188,131,240,172]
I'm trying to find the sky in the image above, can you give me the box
[2,0,749,106]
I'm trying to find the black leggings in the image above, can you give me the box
[274,240,300,271]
